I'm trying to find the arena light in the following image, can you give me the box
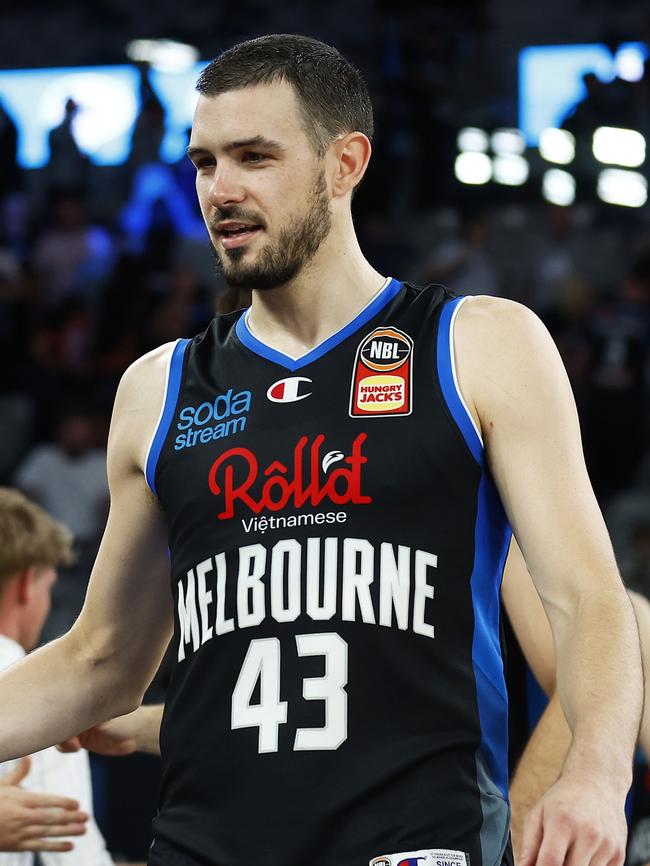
[126,39,199,73]
[592,127,645,168]
[491,128,526,156]
[41,71,138,158]
[539,128,575,164]
[614,46,645,82]
[492,154,529,185]
[597,169,647,207]
[454,152,492,185]
[457,127,489,153]
[542,169,576,206]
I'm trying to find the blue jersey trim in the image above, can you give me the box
[437,297,483,464]
[145,338,191,496]
[235,278,403,371]
[471,471,512,799]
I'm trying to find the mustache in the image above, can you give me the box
[209,208,266,231]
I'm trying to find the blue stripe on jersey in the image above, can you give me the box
[436,296,483,464]
[235,278,403,371]
[145,338,191,496]
[437,294,511,798]
[471,472,512,798]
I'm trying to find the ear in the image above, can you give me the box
[330,132,372,198]
[16,566,38,606]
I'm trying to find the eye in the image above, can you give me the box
[192,156,215,170]
[242,152,267,163]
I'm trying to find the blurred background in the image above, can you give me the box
[0,0,648,860]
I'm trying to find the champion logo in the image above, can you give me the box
[267,376,312,403]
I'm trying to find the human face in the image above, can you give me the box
[23,567,57,651]
[188,82,333,291]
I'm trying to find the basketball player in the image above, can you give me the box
[0,34,642,866]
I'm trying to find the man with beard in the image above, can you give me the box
[0,34,641,866]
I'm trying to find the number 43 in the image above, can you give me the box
[231,633,348,753]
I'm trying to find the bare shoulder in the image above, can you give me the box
[109,342,178,477]
[454,294,549,354]
[453,295,569,429]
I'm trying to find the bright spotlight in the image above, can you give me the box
[539,128,575,164]
[457,127,489,153]
[542,169,576,206]
[126,39,199,73]
[493,154,529,185]
[597,169,647,207]
[491,128,526,155]
[615,46,645,83]
[454,152,492,185]
[593,127,645,168]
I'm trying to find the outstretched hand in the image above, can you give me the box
[518,774,627,866]
[0,756,88,852]
[57,719,137,757]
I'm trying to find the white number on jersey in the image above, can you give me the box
[231,633,348,753]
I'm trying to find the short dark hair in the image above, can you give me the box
[196,34,374,157]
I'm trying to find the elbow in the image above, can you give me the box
[535,662,557,698]
[67,623,149,717]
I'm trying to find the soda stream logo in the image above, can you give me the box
[175,389,251,450]
[208,433,372,519]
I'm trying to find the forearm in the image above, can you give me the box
[130,704,163,755]
[0,628,139,762]
[555,588,642,791]
[509,692,571,857]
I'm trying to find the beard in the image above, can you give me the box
[209,169,332,292]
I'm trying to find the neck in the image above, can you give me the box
[245,214,385,358]
[0,585,26,649]
[0,614,23,649]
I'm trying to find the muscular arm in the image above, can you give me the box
[0,344,176,761]
[506,589,650,857]
[99,704,163,756]
[59,704,164,758]
[501,536,556,698]
[503,537,650,755]
[456,297,642,865]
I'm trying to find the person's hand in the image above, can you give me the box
[518,772,626,866]
[57,718,137,757]
[0,757,88,852]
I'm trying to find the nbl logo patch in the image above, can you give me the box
[349,327,413,417]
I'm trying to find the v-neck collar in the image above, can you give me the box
[234,277,402,372]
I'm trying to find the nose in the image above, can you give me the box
[207,168,246,209]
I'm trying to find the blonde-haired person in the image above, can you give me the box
[0,488,112,866]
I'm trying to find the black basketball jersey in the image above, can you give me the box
[145,279,513,866]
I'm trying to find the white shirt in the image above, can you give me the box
[14,446,108,545]
[0,635,113,866]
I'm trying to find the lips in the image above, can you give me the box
[219,227,262,249]
[216,221,263,250]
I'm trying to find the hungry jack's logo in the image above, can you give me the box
[208,433,372,519]
[350,327,413,417]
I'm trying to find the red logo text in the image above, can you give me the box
[208,433,372,519]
